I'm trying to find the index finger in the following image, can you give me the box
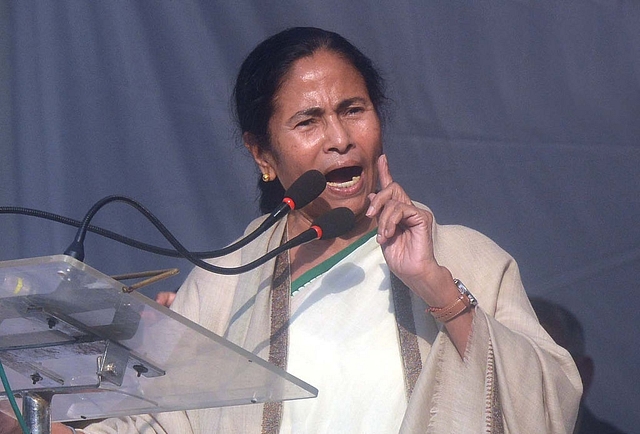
[377,154,393,189]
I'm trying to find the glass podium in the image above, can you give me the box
[0,255,317,432]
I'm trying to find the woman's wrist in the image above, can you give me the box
[407,265,459,308]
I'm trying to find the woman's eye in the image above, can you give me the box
[296,119,314,128]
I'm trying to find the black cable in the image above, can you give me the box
[1,206,184,257]
[1,197,354,276]
[2,188,352,276]
[2,198,236,266]
[56,195,265,273]
[0,204,277,259]
[0,170,326,260]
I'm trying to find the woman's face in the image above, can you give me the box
[249,49,382,224]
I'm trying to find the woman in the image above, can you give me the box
[12,26,581,433]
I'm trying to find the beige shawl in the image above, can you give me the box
[84,204,581,433]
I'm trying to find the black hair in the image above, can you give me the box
[233,27,386,213]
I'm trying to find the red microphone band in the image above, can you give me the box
[310,225,322,239]
[283,197,295,210]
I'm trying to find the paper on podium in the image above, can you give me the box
[0,255,317,422]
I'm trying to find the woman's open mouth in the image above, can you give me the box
[325,166,363,189]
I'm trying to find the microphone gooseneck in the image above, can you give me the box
[63,196,176,262]
[53,170,326,262]
[203,206,356,275]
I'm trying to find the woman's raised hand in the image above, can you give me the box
[366,154,457,308]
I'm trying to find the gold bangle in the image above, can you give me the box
[428,294,471,323]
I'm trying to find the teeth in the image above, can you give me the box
[327,175,361,188]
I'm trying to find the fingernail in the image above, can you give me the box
[366,205,374,216]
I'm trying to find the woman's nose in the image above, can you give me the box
[324,116,352,153]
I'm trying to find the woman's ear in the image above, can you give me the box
[244,132,276,180]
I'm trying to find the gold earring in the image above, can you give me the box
[262,173,271,182]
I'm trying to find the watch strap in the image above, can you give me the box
[427,293,471,323]
[427,279,477,323]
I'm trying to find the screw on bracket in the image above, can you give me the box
[47,317,57,329]
[133,364,149,378]
[31,372,43,385]
[103,363,117,375]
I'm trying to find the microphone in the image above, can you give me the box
[257,169,326,232]
[296,206,356,241]
[204,169,326,258]
[191,206,356,275]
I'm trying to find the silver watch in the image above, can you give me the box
[453,279,478,307]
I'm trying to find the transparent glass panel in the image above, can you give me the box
[0,255,317,422]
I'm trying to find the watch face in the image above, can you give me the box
[454,279,478,306]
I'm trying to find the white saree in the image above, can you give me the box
[281,230,406,433]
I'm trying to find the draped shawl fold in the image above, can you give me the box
[84,203,581,434]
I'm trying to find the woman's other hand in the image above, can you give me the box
[155,291,177,308]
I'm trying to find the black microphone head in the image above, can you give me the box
[284,170,326,210]
[312,207,356,240]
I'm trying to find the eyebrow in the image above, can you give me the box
[336,97,368,112]
[288,97,369,123]
[290,106,324,121]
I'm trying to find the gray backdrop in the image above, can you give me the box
[1,1,638,432]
